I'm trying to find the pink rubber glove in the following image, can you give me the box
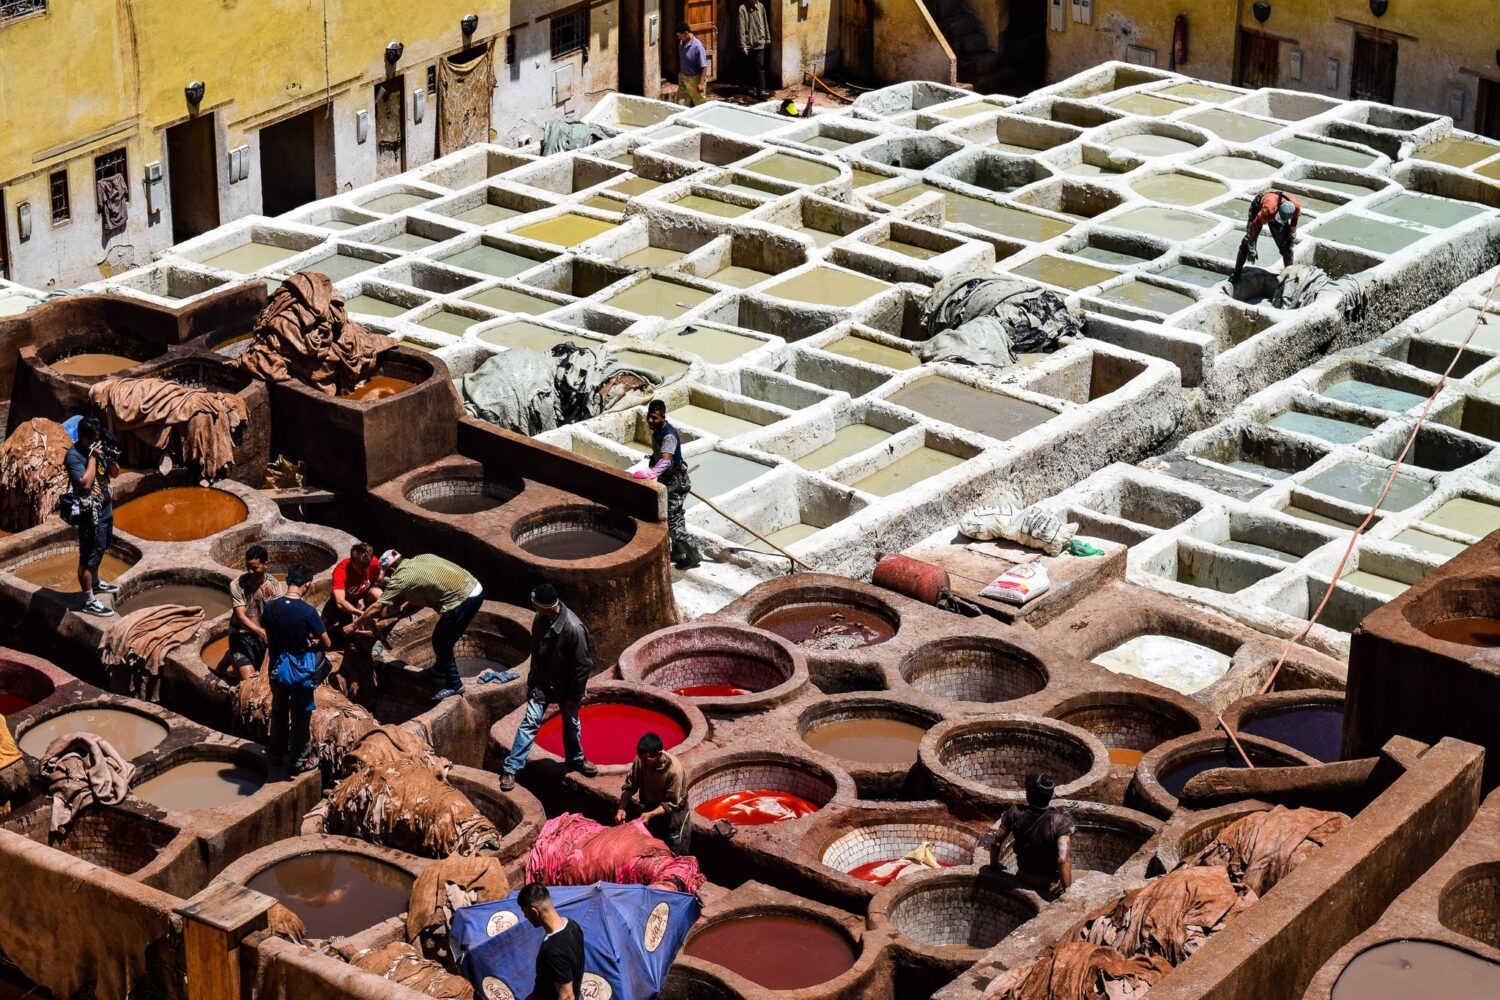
[632,470,653,480]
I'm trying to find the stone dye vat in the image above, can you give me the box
[926,718,1106,804]
[132,758,264,811]
[1330,941,1500,998]
[900,637,1047,704]
[19,705,168,759]
[886,377,1055,441]
[801,699,934,766]
[536,702,687,765]
[244,851,414,940]
[618,623,805,708]
[687,753,839,827]
[1091,634,1233,695]
[879,872,1039,952]
[8,549,135,591]
[756,602,896,650]
[1234,697,1345,763]
[113,487,248,542]
[821,820,978,884]
[683,912,857,990]
[512,507,635,560]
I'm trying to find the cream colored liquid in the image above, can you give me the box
[198,242,298,273]
[362,192,433,213]
[343,295,408,318]
[1423,497,1500,538]
[850,447,964,496]
[821,334,919,369]
[1010,255,1116,291]
[1108,93,1192,116]
[748,522,820,554]
[452,203,519,226]
[672,403,766,438]
[620,246,688,268]
[418,311,479,335]
[660,326,764,364]
[463,286,559,315]
[605,278,713,319]
[709,264,776,288]
[476,322,595,353]
[795,424,894,470]
[765,267,891,308]
[1131,172,1228,206]
[673,195,753,218]
[747,153,840,185]
[876,239,939,259]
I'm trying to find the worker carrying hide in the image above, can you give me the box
[458,343,665,435]
[1233,190,1301,281]
[916,275,1083,368]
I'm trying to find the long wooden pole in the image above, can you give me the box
[688,489,814,570]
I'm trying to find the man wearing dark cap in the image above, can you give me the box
[499,584,599,791]
[984,772,1074,894]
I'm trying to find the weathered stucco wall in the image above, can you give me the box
[1044,1,1235,84]
[875,0,956,88]
[770,0,841,94]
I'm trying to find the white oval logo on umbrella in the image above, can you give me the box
[643,901,671,952]
[581,972,613,999]
[481,977,515,1000]
[486,911,519,937]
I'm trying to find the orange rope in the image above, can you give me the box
[1258,265,1500,696]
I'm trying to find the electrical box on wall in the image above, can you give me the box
[1449,87,1467,121]
[1326,58,1340,90]
[1072,0,1092,24]
[1126,45,1158,68]
[356,109,370,144]
[227,145,250,183]
[648,13,658,45]
[1049,0,1065,32]
[1289,49,1304,81]
[413,88,426,124]
[144,161,164,214]
[16,202,31,242]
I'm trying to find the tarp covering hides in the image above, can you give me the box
[39,733,134,833]
[0,417,71,531]
[524,813,706,894]
[453,883,700,1000]
[89,376,247,478]
[458,344,659,435]
[407,854,512,962]
[540,118,618,156]
[1273,264,1367,319]
[916,275,1083,367]
[438,44,495,156]
[99,604,204,702]
[237,273,395,395]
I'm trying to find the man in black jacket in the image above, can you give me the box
[499,584,599,791]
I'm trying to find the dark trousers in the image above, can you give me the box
[269,678,312,765]
[432,593,483,687]
[627,800,692,855]
[1233,223,1295,278]
[746,45,768,96]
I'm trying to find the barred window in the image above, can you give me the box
[0,1,47,24]
[505,33,516,65]
[550,6,587,61]
[49,170,69,223]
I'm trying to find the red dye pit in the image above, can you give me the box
[694,790,820,825]
[673,684,749,697]
[684,913,857,990]
[535,703,686,765]
[848,858,952,886]
[0,692,31,715]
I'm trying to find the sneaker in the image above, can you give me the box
[569,759,600,778]
[433,684,463,702]
[292,754,319,775]
[371,641,388,656]
[499,772,516,792]
[81,598,115,618]
[94,580,119,594]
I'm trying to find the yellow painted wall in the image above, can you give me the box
[1045,1,1236,86]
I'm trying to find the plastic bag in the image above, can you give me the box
[980,562,1051,605]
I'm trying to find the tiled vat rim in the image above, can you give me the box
[1040,265,1500,661]
[821,821,981,872]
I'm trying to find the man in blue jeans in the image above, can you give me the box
[264,563,331,774]
[344,550,483,701]
[499,584,598,791]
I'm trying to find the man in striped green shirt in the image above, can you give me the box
[344,550,484,701]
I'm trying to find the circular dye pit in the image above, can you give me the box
[822,823,977,886]
[900,638,1047,704]
[1091,634,1232,695]
[936,722,1096,793]
[627,625,799,702]
[695,790,821,824]
[132,759,264,811]
[0,659,57,715]
[1440,865,1500,949]
[8,551,134,591]
[1331,940,1500,999]
[50,353,142,377]
[804,714,929,766]
[245,851,413,940]
[114,487,248,542]
[1055,695,1202,770]
[211,536,338,576]
[405,479,514,515]
[19,707,168,759]
[535,703,686,765]
[1156,743,1302,798]
[341,375,415,401]
[0,691,30,715]
[886,876,1038,951]
[1421,617,1500,647]
[685,914,856,990]
[200,635,230,670]
[115,583,233,620]
[755,603,896,650]
[1240,705,1344,762]
[513,508,634,561]
[674,684,747,697]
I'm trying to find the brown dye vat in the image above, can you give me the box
[19,707,168,758]
[11,551,132,590]
[115,583,232,619]
[341,375,415,401]
[1109,748,1146,767]
[1421,617,1500,647]
[132,759,264,811]
[685,914,857,990]
[1331,940,1500,998]
[755,603,896,650]
[114,487,248,542]
[519,527,628,560]
[805,718,926,764]
[244,851,414,940]
[418,492,505,515]
[201,635,231,670]
[50,353,141,376]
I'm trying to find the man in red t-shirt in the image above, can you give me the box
[321,542,392,652]
[1233,190,1301,280]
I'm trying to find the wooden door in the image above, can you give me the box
[1237,30,1279,90]
[683,0,717,82]
[374,77,406,180]
[841,0,874,82]
[166,113,221,242]
[1351,33,1397,104]
[1479,80,1500,140]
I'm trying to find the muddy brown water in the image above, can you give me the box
[11,552,132,591]
[804,717,926,764]
[132,759,264,811]
[519,527,628,560]
[1420,617,1500,647]
[114,487,248,542]
[887,377,1055,440]
[1331,940,1500,998]
[416,491,506,515]
[50,353,142,377]
[756,603,895,649]
[115,583,232,619]
[19,707,168,759]
[246,851,413,940]
[685,914,857,990]
[342,375,415,401]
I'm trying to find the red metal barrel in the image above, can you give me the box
[871,553,950,606]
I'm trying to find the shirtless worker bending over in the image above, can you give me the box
[983,772,1074,896]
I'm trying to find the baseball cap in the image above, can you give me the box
[378,549,401,570]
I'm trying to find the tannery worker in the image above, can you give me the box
[634,399,702,570]
[676,21,708,107]
[264,563,331,775]
[322,542,389,653]
[345,550,482,702]
[519,883,586,1000]
[228,544,285,682]
[498,584,599,791]
[1233,190,1302,281]
[737,0,771,99]
[0,714,29,813]
[65,417,121,618]
[615,731,691,853]
[984,772,1074,894]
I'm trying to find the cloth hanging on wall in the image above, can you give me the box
[438,43,496,155]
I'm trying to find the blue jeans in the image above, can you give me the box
[432,592,483,687]
[503,690,583,774]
